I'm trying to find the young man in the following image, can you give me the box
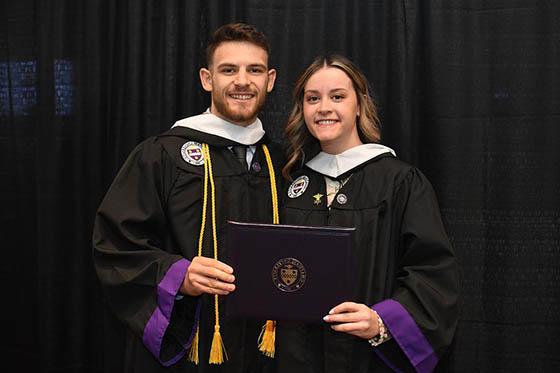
[93,23,281,372]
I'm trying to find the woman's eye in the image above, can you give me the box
[306,96,319,103]
[332,95,344,101]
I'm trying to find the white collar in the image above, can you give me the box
[172,110,265,145]
[306,143,396,178]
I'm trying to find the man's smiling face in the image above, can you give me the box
[200,41,276,126]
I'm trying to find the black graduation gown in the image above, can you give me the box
[274,154,459,373]
[93,126,283,372]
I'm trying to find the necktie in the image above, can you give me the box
[232,145,247,168]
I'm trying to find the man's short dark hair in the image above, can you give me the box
[206,23,270,66]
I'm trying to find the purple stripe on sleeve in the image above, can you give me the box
[143,258,198,366]
[372,299,438,373]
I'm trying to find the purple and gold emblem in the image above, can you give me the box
[181,141,204,166]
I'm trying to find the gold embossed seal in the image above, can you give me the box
[272,257,307,292]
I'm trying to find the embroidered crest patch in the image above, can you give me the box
[180,141,204,166]
[288,175,309,198]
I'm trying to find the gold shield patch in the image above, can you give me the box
[280,265,298,285]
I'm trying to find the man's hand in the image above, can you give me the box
[180,256,236,296]
[322,301,379,339]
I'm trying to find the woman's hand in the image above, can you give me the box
[323,301,379,339]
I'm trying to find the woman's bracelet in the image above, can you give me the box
[368,310,390,347]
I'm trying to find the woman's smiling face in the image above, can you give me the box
[303,67,362,154]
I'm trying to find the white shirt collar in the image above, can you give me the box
[305,143,396,178]
[171,109,265,145]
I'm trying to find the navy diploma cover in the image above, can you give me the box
[225,221,356,322]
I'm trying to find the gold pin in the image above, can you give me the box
[312,193,323,205]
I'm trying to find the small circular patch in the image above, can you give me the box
[287,175,309,198]
[181,141,204,166]
[336,193,348,205]
[271,257,307,292]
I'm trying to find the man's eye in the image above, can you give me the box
[249,68,264,74]
[221,68,235,74]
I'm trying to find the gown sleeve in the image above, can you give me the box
[92,138,199,366]
[371,167,459,373]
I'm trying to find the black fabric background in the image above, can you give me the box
[1,1,559,372]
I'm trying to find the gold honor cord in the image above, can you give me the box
[185,143,209,365]
[204,143,228,364]
[187,143,227,365]
[187,143,279,365]
[258,144,278,358]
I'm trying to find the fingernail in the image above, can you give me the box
[323,315,329,321]
[329,309,334,314]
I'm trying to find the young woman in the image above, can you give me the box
[276,55,459,373]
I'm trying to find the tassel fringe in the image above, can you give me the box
[186,323,200,364]
[209,325,228,364]
[258,320,276,358]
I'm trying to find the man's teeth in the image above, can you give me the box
[317,120,337,124]
[230,94,253,100]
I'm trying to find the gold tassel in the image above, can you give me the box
[258,320,276,358]
[209,325,228,364]
[186,323,200,364]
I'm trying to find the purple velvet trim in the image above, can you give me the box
[372,299,438,373]
[142,258,193,366]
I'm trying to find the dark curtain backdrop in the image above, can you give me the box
[1,0,559,372]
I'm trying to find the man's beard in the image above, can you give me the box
[213,91,267,125]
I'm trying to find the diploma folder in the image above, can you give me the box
[225,221,355,323]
